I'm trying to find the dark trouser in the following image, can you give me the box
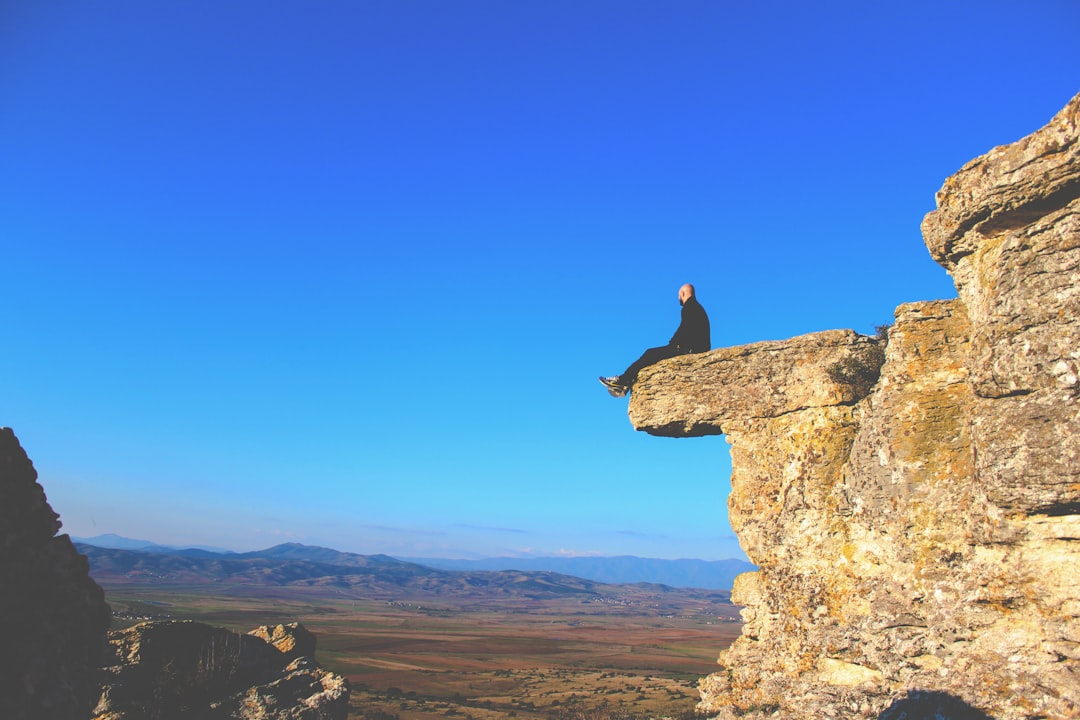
[620,344,686,387]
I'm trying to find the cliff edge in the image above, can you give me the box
[629,92,1079,719]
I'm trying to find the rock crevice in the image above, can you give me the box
[629,92,1080,719]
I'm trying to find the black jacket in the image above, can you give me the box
[668,295,710,354]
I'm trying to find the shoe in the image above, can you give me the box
[599,376,628,397]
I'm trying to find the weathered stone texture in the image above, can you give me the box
[628,329,884,438]
[630,92,1080,719]
[93,620,349,720]
[0,427,112,720]
[923,93,1080,513]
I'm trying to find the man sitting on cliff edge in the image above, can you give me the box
[600,283,711,397]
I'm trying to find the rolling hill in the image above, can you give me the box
[73,535,752,589]
[404,555,754,590]
[74,541,734,607]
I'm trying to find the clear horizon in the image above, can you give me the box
[3,2,1078,563]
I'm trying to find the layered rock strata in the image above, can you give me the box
[93,620,349,720]
[0,427,112,720]
[629,92,1080,719]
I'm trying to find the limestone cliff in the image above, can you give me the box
[0,427,112,720]
[629,92,1080,719]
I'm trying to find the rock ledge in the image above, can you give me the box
[630,93,1080,719]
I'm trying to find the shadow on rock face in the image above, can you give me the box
[879,690,996,720]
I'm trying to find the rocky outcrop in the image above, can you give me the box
[93,621,349,720]
[629,92,1080,719]
[0,428,347,720]
[0,427,112,720]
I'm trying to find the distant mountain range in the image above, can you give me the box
[74,541,745,614]
[402,555,754,590]
[73,535,751,591]
[72,533,235,555]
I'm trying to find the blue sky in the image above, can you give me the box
[2,2,1077,562]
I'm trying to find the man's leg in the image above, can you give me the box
[619,345,678,388]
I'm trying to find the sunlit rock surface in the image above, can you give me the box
[630,92,1080,719]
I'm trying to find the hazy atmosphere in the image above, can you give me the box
[2,1,1077,562]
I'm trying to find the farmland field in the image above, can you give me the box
[101,582,743,720]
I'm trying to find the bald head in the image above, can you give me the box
[678,283,696,305]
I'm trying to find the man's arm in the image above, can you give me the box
[669,304,692,349]
[670,300,710,352]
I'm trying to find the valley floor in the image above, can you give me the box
[101,583,742,720]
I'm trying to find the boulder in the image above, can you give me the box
[93,620,349,720]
